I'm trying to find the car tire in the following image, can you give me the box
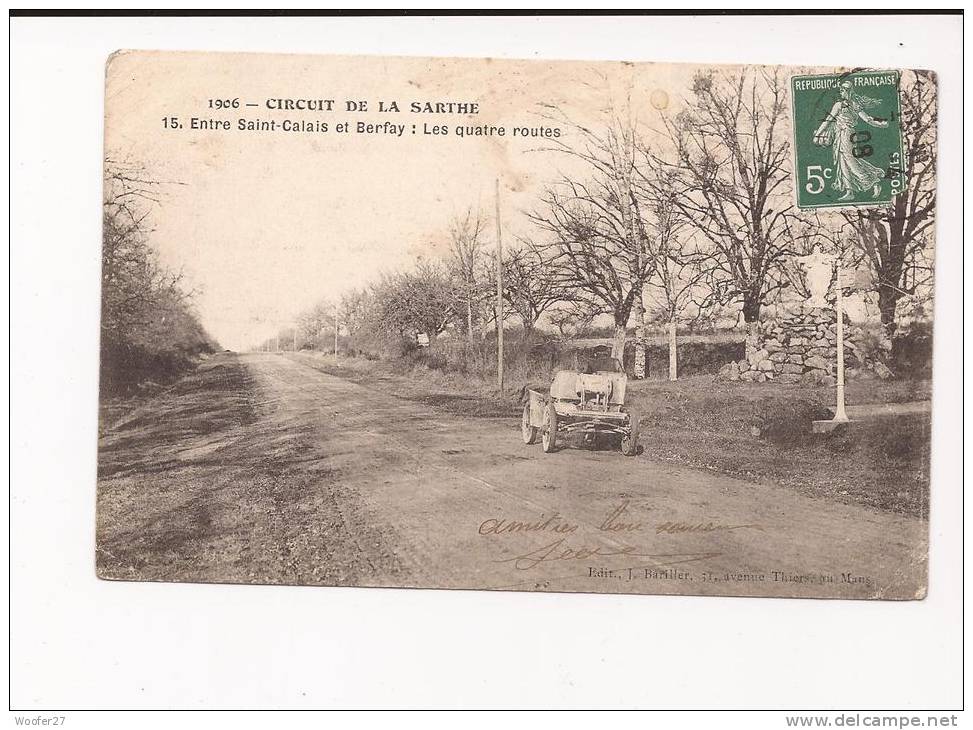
[621,409,640,456]
[541,405,558,453]
[521,403,539,445]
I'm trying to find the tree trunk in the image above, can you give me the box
[611,324,627,365]
[466,295,475,349]
[877,284,900,337]
[668,320,678,381]
[742,295,761,323]
[633,288,646,379]
[742,294,762,361]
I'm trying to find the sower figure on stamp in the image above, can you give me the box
[812,80,890,201]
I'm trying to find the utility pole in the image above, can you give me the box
[495,177,504,396]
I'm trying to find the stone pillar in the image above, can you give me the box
[718,304,864,386]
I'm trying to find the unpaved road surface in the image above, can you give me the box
[98,352,927,599]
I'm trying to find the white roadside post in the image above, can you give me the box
[812,253,852,433]
[833,263,849,423]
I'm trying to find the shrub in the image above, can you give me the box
[100,339,210,396]
[868,415,930,462]
[621,340,745,377]
[891,321,933,379]
[751,397,832,448]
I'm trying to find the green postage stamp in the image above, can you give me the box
[791,70,906,209]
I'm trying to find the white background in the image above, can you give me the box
[8,13,965,716]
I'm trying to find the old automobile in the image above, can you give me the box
[521,354,639,456]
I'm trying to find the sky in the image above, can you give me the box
[104,51,717,350]
[102,51,920,350]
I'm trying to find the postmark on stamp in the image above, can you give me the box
[791,70,906,209]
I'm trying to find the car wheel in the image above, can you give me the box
[521,403,539,444]
[541,405,558,453]
[621,409,640,456]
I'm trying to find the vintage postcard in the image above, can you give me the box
[98,51,936,599]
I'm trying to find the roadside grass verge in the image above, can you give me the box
[97,352,406,585]
[626,378,929,518]
[291,351,930,518]
[98,352,226,434]
[289,351,515,417]
[98,354,259,479]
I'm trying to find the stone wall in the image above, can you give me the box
[717,305,892,385]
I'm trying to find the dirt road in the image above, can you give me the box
[97,352,927,599]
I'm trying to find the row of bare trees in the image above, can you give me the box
[531,67,936,354]
[281,231,580,356]
[279,66,936,366]
[101,158,215,393]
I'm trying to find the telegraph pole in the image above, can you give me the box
[495,178,504,396]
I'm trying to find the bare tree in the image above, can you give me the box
[841,70,937,335]
[339,288,374,352]
[502,244,572,337]
[472,252,515,340]
[296,300,337,350]
[375,259,460,345]
[101,157,213,392]
[531,99,657,363]
[651,67,797,340]
[639,182,711,379]
[102,158,189,339]
[638,171,709,321]
[548,299,602,340]
[447,209,488,348]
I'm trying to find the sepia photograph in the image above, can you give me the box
[95,51,937,601]
[11,8,965,717]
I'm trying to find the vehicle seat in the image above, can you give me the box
[575,373,612,398]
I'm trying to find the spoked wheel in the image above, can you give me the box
[521,403,539,444]
[541,405,558,453]
[621,409,640,456]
